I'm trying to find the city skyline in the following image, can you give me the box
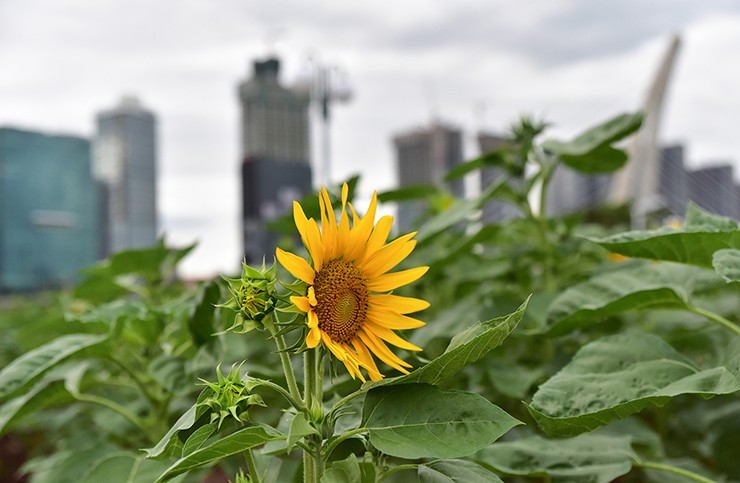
[2,1,740,277]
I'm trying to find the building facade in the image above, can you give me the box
[238,57,313,262]
[393,122,464,231]
[0,127,98,291]
[93,96,158,257]
[687,164,739,219]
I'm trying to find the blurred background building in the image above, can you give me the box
[93,96,158,257]
[239,57,312,262]
[393,122,464,231]
[0,127,98,292]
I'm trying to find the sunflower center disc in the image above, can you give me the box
[313,258,369,344]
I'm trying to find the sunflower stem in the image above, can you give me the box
[263,316,303,407]
[634,460,716,483]
[303,348,324,483]
[686,304,740,335]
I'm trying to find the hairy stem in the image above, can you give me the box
[635,461,716,483]
[687,305,740,335]
[244,449,260,483]
[380,464,419,481]
[73,393,152,441]
[263,316,303,404]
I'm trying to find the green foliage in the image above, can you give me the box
[362,384,521,459]
[2,110,738,483]
[478,433,637,483]
[589,202,740,266]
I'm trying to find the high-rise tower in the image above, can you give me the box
[238,57,312,262]
[93,96,158,257]
[0,127,98,291]
[393,122,464,231]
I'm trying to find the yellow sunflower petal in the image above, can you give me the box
[341,354,365,382]
[292,201,310,245]
[362,233,417,279]
[322,334,347,361]
[351,338,383,381]
[366,266,429,292]
[358,330,412,372]
[362,215,393,261]
[305,218,325,271]
[307,286,317,306]
[307,310,319,328]
[319,191,337,259]
[290,296,312,313]
[367,309,426,330]
[364,323,422,352]
[306,326,321,348]
[369,294,430,314]
[276,248,315,284]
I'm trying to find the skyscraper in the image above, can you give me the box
[93,96,158,257]
[238,57,312,262]
[0,127,98,291]
[687,164,739,219]
[393,122,464,230]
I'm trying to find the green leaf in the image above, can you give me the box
[478,433,637,483]
[144,391,211,460]
[559,144,628,173]
[713,248,740,283]
[416,177,511,243]
[321,454,362,483]
[362,384,522,459]
[0,334,108,401]
[527,331,740,437]
[148,355,189,394]
[587,203,740,267]
[287,412,319,453]
[80,452,173,483]
[182,422,218,455]
[369,297,528,389]
[0,379,71,435]
[188,280,222,346]
[543,112,643,157]
[546,263,723,335]
[153,425,285,482]
[419,459,504,483]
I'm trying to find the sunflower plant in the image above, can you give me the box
[2,111,738,483]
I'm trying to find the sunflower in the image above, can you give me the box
[276,183,429,382]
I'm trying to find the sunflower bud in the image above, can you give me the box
[197,363,265,429]
[220,260,278,333]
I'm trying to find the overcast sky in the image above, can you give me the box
[2,0,740,277]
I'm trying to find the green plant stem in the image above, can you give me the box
[251,378,304,410]
[687,305,740,335]
[323,427,367,459]
[263,317,303,404]
[303,348,324,483]
[73,393,152,441]
[634,461,716,483]
[538,159,557,220]
[108,355,161,409]
[380,464,419,481]
[244,449,260,483]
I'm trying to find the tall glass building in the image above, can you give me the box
[238,58,313,262]
[0,127,98,291]
[392,122,464,231]
[93,96,157,256]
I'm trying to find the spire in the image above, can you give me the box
[608,34,681,226]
